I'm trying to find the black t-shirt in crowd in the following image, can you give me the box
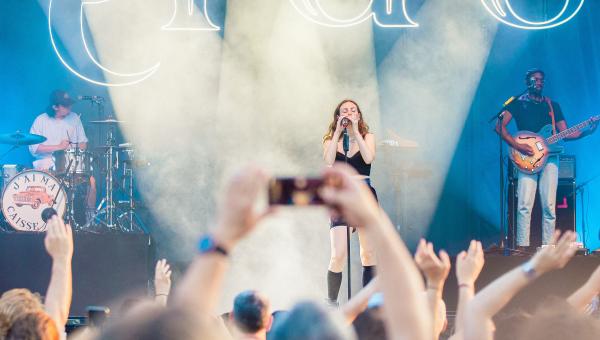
[506,96,565,133]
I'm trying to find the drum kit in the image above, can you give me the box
[0,120,148,233]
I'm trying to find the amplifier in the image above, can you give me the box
[558,155,576,179]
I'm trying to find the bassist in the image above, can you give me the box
[495,69,597,250]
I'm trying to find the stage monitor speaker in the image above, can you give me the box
[508,180,576,248]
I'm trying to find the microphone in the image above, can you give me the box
[78,95,104,102]
[343,128,350,155]
[41,207,57,223]
[341,117,350,128]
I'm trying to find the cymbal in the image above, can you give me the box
[89,118,125,124]
[0,131,47,145]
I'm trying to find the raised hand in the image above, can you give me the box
[350,117,360,134]
[44,216,73,263]
[319,163,380,228]
[213,165,273,251]
[154,259,172,296]
[530,230,578,275]
[456,240,485,286]
[414,239,451,289]
[334,115,345,136]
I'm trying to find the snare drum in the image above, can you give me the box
[1,170,66,231]
[52,149,93,176]
[1,164,24,193]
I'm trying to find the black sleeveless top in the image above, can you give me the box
[335,151,371,176]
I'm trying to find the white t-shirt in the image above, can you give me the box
[29,112,88,170]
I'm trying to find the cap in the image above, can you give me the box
[49,90,75,107]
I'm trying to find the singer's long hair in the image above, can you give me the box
[322,99,370,143]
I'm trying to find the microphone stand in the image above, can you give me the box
[489,89,527,255]
[342,126,352,299]
[568,172,600,248]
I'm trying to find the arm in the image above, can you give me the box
[171,166,272,314]
[495,111,534,156]
[354,132,375,164]
[320,164,431,340]
[323,118,344,165]
[567,265,600,311]
[556,120,598,141]
[323,138,340,166]
[414,239,451,340]
[464,231,578,340]
[453,240,484,337]
[44,216,74,329]
[341,277,379,323]
[154,259,172,306]
[35,142,70,154]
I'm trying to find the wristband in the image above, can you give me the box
[521,260,537,280]
[197,234,229,256]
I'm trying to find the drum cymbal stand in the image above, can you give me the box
[118,159,149,233]
[93,128,119,231]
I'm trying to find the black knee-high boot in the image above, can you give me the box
[362,265,376,287]
[327,270,343,302]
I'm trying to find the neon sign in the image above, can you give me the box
[162,0,220,31]
[49,0,160,87]
[288,0,418,28]
[480,0,585,30]
[48,0,586,87]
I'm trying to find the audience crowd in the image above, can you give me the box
[1,163,599,339]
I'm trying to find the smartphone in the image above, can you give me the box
[268,177,325,205]
[86,306,110,328]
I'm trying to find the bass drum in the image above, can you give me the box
[1,170,66,232]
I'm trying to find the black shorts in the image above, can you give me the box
[330,184,378,228]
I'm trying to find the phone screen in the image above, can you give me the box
[268,177,324,205]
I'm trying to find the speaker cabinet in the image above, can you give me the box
[508,180,576,248]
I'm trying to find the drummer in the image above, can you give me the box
[29,89,97,213]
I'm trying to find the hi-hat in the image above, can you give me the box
[0,131,47,145]
[89,118,125,124]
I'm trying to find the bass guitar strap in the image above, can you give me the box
[544,97,557,135]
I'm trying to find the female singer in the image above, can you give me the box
[322,99,377,305]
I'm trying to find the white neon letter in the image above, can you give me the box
[481,0,585,30]
[289,0,418,28]
[373,0,419,28]
[162,0,220,31]
[49,0,160,87]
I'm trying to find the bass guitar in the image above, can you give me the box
[510,115,599,174]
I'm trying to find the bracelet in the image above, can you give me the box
[458,283,473,289]
[521,260,537,280]
[155,294,169,297]
[427,285,440,290]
